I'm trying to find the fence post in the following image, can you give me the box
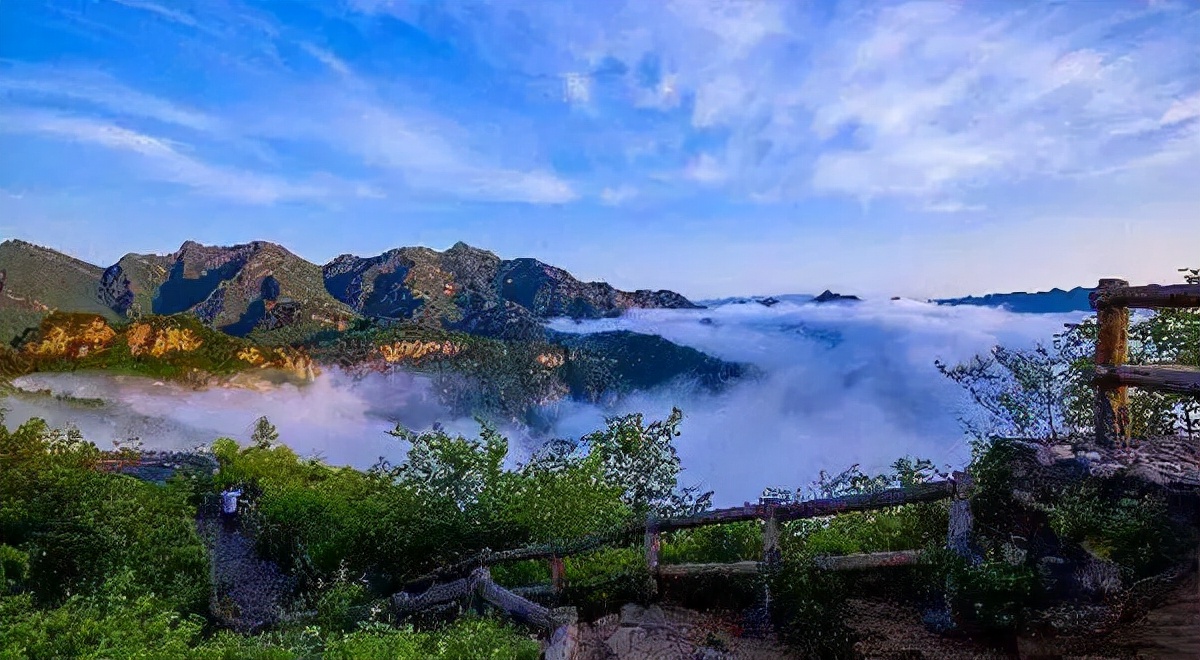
[549,555,565,597]
[946,471,980,565]
[1092,278,1131,447]
[644,513,659,598]
[761,500,781,567]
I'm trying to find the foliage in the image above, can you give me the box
[1049,482,1187,580]
[660,521,761,564]
[251,416,280,450]
[581,407,713,517]
[209,409,700,596]
[936,343,1073,441]
[769,559,856,659]
[0,417,208,612]
[936,550,1039,635]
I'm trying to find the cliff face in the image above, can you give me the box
[324,241,702,338]
[101,241,355,338]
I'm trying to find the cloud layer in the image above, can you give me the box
[2,300,1085,506]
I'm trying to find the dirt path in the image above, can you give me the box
[1102,570,1200,659]
[197,514,295,633]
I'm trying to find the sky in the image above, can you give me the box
[1,0,1198,300]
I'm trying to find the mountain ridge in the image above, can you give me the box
[0,238,704,345]
[933,286,1095,314]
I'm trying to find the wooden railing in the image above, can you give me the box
[391,472,976,652]
[1089,278,1200,446]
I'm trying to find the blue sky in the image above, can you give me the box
[1,0,1198,300]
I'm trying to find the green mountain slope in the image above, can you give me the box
[0,239,120,345]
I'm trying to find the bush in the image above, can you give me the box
[1049,483,1187,580]
[769,559,856,659]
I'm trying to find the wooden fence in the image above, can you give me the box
[1089,278,1200,446]
[391,473,975,655]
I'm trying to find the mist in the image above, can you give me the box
[0,298,1087,506]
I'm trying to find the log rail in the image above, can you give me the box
[393,475,974,645]
[1090,279,1200,446]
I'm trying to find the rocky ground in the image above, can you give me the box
[567,603,791,659]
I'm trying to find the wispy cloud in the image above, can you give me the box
[298,42,352,79]
[600,185,637,206]
[108,0,203,29]
[0,66,220,133]
[0,110,354,204]
[353,0,1199,207]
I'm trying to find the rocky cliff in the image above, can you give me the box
[324,241,702,338]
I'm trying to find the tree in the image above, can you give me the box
[581,407,713,517]
[251,416,279,450]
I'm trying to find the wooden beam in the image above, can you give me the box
[1093,278,1131,447]
[812,550,925,571]
[476,568,559,630]
[549,555,565,595]
[656,481,955,531]
[644,514,660,598]
[403,481,956,591]
[1094,364,1200,398]
[1091,283,1200,311]
[392,573,478,615]
[658,561,761,578]
[658,551,927,577]
[947,470,982,566]
[404,522,643,590]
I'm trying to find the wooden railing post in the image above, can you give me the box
[549,555,565,597]
[947,471,980,566]
[1091,278,1131,447]
[644,513,660,598]
[761,499,781,568]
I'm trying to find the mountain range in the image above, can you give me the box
[932,287,1096,314]
[0,239,701,347]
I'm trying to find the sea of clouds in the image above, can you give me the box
[0,298,1088,506]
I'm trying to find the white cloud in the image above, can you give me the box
[243,69,578,204]
[1162,92,1200,126]
[923,201,986,214]
[0,69,220,133]
[684,153,726,184]
[108,0,202,28]
[0,110,346,204]
[562,72,591,105]
[369,1,1198,207]
[4,301,1086,506]
[600,185,638,205]
[299,42,353,78]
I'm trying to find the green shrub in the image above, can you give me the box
[1050,483,1186,580]
[769,558,856,659]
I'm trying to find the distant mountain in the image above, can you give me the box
[0,240,121,346]
[1,239,734,417]
[933,287,1095,313]
[698,291,861,307]
[324,241,701,340]
[813,290,860,303]
[0,239,705,346]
